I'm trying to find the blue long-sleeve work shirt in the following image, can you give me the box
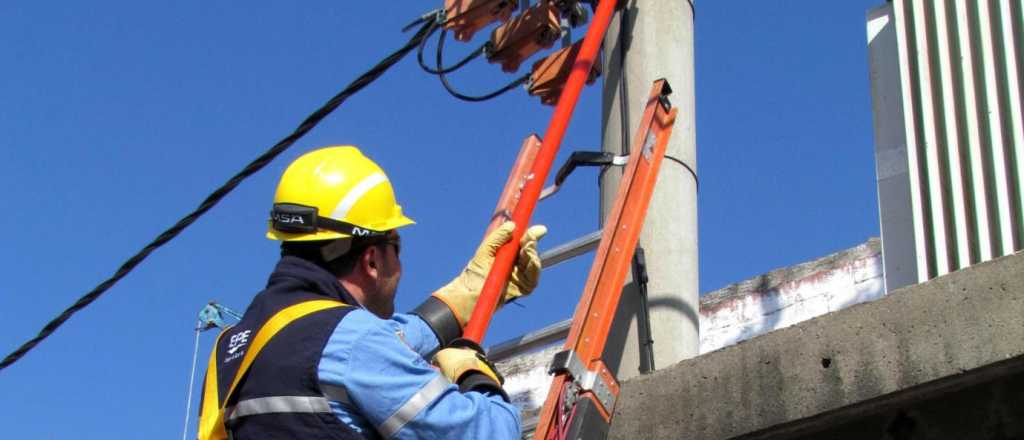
[317,308,521,439]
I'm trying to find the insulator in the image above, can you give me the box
[443,0,519,42]
[486,2,562,73]
[527,39,601,106]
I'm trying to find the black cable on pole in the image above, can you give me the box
[0,19,436,373]
[417,21,488,75]
[631,247,655,374]
[664,154,699,192]
[435,28,529,102]
[617,7,631,157]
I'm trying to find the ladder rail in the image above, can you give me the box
[534,80,678,440]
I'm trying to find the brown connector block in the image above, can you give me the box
[443,0,519,42]
[527,40,601,105]
[486,2,562,73]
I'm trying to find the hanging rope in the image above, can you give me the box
[181,323,203,440]
[0,18,436,373]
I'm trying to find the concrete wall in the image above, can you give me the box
[608,249,1024,439]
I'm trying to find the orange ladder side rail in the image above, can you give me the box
[534,80,678,440]
[482,135,542,238]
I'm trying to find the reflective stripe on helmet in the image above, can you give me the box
[330,172,389,222]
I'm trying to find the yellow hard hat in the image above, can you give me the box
[267,146,415,241]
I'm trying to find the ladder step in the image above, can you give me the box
[539,230,602,269]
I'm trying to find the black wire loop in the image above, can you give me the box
[0,19,436,373]
[435,28,529,102]
[417,22,487,75]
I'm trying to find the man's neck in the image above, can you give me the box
[338,278,368,309]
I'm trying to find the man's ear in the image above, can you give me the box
[363,245,378,273]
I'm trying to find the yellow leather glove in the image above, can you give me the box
[433,221,547,327]
[432,339,507,400]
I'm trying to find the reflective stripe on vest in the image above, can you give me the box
[221,364,449,438]
[377,375,450,439]
[225,384,354,424]
[227,396,332,422]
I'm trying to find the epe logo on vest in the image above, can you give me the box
[223,329,252,363]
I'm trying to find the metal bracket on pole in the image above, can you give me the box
[539,151,629,201]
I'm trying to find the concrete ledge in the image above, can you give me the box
[609,251,1024,439]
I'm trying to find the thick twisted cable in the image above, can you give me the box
[0,19,435,372]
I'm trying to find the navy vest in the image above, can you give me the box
[212,257,365,440]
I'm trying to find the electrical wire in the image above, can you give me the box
[0,18,436,373]
[182,323,203,440]
[664,154,699,192]
[417,21,488,75]
[435,28,529,102]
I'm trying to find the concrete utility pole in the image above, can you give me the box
[599,0,698,380]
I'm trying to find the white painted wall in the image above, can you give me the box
[494,239,885,434]
[700,245,884,352]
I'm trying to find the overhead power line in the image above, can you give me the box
[0,18,436,372]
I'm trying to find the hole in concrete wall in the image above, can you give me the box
[821,358,832,368]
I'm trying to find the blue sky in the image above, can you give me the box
[1,1,881,438]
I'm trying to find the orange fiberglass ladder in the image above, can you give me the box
[479,79,677,439]
[445,0,679,437]
[533,80,677,439]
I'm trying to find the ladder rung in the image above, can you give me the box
[539,230,602,269]
[488,319,571,362]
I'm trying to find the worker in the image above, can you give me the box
[198,145,546,439]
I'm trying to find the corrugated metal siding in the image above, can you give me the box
[890,0,1024,281]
